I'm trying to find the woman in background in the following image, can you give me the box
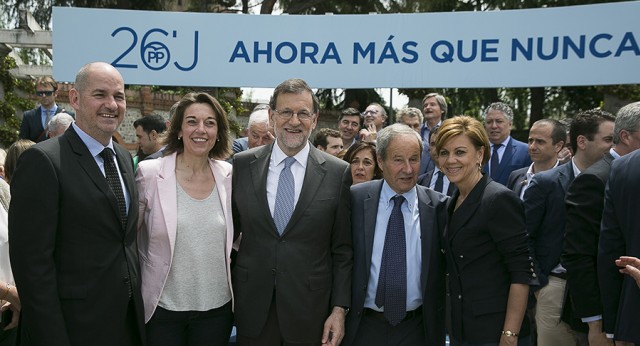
[343,141,382,185]
[436,116,536,346]
[137,92,234,345]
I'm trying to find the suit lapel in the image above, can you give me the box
[446,175,488,241]
[363,181,382,279]
[558,163,575,193]
[283,147,327,235]
[495,138,515,179]
[249,144,277,235]
[114,143,136,233]
[65,127,121,229]
[157,153,179,249]
[417,187,436,293]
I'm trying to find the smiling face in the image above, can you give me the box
[338,114,361,142]
[363,104,386,130]
[422,96,444,127]
[179,103,218,157]
[69,63,126,146]
[270,91,317,157]
[438,134,484,192]
[378,134,421,194]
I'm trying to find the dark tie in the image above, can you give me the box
[274,157,296,235]
[100,148,127,230]
[434,171,445,193]
[490,144,502,180]
[376,195,407,326]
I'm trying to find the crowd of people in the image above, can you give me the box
[0,61,639,346]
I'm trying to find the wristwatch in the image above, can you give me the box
[501,330,519,337]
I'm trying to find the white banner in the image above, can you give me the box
[52,2,640,88]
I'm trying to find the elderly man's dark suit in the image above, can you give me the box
[231,143,352,343]
[524,162,575,288]
[343,180,447,346]
[598,149,640,343]
[445,175,535,342]
[19,106,73,142]
[561,153,614,322]
[485,138,531,186]
[9,126,144,345]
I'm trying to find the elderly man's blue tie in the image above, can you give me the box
[375,195,407,326]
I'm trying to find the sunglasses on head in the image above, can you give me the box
[36,91,55,97]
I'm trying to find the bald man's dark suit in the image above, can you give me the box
[9,126,144,345]
[343,180,447,346]
[231,143,352,343]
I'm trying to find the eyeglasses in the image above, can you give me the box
[36,91,55,97]
[363,110,379,116]
[273,109,314,121]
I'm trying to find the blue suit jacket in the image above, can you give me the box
[344,180,447,346]
[485,137,531,186]
[506,166,528,199]
[598,150,640,342]
[232,137,249,154]
[524,162,575,288]
[19,106,74,143]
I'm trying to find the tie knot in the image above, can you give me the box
[101,148,114,161]
[283,156,296,169]
[492,144,502,153]
[391,195,405,208]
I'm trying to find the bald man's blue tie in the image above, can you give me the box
[375,195,407,326]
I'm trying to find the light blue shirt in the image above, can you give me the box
[428,166,450,194]
[41,104,58,128]
[72,123,130,213]
[364,181,423,312]
[267,142,310,218]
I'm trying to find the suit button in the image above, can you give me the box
[532,273,537,278]
[441,249,445,254]
[458,295,462,299]
[459,255,464,259]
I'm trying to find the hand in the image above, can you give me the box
[359,124,377,143]
[499,334,518,346]
[0,283,19,310]
[557,147,572,164]
[1,302,20,330]
[587,320,613,346]
[322,306,346,346]
[616,256,640,287]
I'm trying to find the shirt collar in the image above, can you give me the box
[570,157,582,177]
[494,136,511,149]
[72,123,115,158]
[380,180,417,212]
[271,140,310,168]
[610,147,621,159]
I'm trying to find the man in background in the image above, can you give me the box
[314,128,343,157]
[20,76,74,142]
[484,102,531,185]
[134,114,167,160]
